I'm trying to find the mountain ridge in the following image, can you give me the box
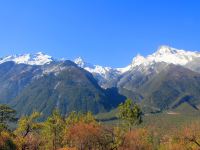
[1,45,200,115]
[74,46,200,89]
[2,45,200,89]
[2,45,200,74]
[0,52,54,66]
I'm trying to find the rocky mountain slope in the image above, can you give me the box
[0,56,124,117]
[0,45,200,115]
[74,46,200,87]
[74,46,200,112]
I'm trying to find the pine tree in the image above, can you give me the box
[0,104,16,130]
[118,99,142,131]
[41,109,65,150]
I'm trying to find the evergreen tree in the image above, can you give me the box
[0,104,16,130]
[65,111,81,127]
[41,109,65,150]
[118,99,142,131]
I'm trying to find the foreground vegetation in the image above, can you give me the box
[1,100,200,150]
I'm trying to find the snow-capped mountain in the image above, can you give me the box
[118,46,200,73]
[1,45,200,82]
[133,46,200,66]
[74,57,118,77]
[74,46,200,84]
[0,52,53,65]
[74,57,121,88]
[0,45,200,114]
[74,57,93,69]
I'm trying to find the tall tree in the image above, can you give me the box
[65,111,96,127]
[41,109,65,150]
[65,111,81,127]
[118,99,142,131]
[15,112,42,138]
[14,112,42,150]
[0,104,16,130]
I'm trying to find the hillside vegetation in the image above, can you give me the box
[1,101,200,150]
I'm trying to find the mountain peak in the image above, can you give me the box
[74,57,86,68]
[156,45,177,54]
[0,52,53,65]
[131,54,146,67]
[122,46,200,72]
[36,51,44,55]
[149,46,200,65]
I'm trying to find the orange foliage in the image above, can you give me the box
[179,122,200,149]
[65,122,102,150]
[119,128,153,150]
[159,122,200,150]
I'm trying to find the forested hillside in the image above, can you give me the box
[1,101,200,150]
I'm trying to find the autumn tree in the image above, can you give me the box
[64,111,124,150]
[65,122,102,150]
[64,111,108,150]
[0,105,17,149]
[0,131,16,150]
[110,127,126,149]
[14,112,42,150]
[118,99,142,131]
[119,128,153,150]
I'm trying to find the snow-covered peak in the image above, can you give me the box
[74,57,115,77]
[0,52,53,65]
[85,65,112,76]
[116,54,146,73]
[131,54,146,67]
[149,45,200,65]
[74,57,94,69]
[74,57,86,68]
[1,45,199,81]
[128,46,200,68]
[156,45,177,54]
[117,45,200,73]
[75,46,200,76]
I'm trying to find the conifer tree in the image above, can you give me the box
[118,99,142,131]
[0,104,16,130]
[41,109,65,150]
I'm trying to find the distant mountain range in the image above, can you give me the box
[1,45,200,116]
[0,58,124,117]
[74,46,200,113]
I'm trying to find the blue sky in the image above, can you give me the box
[0,0,200,67]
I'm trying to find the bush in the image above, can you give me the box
[119,128,154,150]
[0,131,16,150]
[64,122,102,149]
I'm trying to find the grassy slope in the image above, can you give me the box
[96,104,200,133]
